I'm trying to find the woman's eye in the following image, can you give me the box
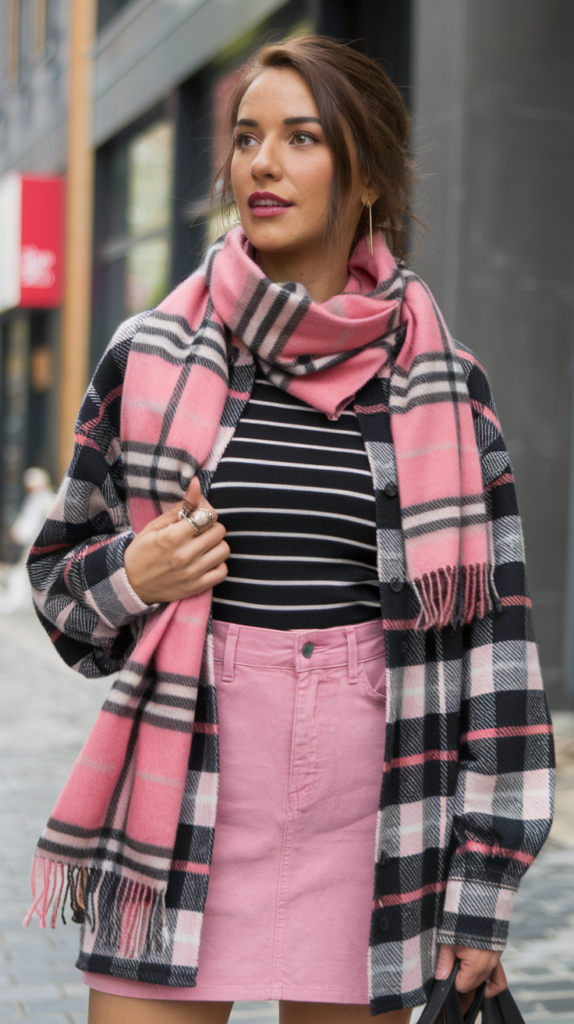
[235,134,257,149]
[292,131,317,146]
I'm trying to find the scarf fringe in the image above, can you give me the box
[23,855,167,960]
[413,564,500,630]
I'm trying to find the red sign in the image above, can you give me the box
[0,174,64,313]
[20,176,65,308]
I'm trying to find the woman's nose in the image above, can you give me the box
[250,137,281,180]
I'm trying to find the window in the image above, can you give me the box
[91,110,175,369]
[124,121,174,315]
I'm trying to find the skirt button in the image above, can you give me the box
[302,642,314,658]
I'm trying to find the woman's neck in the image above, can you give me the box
[257,245,349,304]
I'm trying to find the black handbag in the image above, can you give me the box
[417,961,526,1024]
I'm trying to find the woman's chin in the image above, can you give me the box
[241,223,321,260]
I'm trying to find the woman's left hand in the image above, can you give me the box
[435,943,507,1007]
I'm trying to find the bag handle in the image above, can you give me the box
[464,983,487,1024]
[417,961,463,1024]
[417,961,524,1024]
[482,988,526,1024]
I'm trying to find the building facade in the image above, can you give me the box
[0,0,572,706]
[0,0,68,558]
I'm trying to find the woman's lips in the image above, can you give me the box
[248,191,294,218]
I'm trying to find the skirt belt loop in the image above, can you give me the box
[222,623,240,682]
[345,626,359,685]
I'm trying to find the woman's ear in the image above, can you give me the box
[361,185,381,207]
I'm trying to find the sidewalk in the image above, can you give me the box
[0,606,572,1022]
[500,712,574,1022]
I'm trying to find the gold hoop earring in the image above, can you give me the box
[367,198,373,257]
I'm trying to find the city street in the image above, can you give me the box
[0,606,572,1023]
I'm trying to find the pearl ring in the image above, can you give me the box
[178,501,214,534]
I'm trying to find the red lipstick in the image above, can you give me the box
[248,191,294,217]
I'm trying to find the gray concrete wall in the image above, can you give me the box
[411,0,574,704]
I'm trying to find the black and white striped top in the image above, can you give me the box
[210,369,379,630]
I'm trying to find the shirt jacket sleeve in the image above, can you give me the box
[27,312,155,678]
[436,344,555,951]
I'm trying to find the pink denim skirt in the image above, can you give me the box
[85,617,387,1004]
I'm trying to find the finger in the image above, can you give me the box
[184,477,218,521]
[455,952,499,993]
[485,960,507,998]
[144,478,218,538]
[168,538,230,585]
[140,506,184,532]
[434,944,456,981]
[165,519,227,555]
[197,559,230,588]
[183,561,229,597]
[183,539,231,579]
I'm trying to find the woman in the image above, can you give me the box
[26,36,553,1024]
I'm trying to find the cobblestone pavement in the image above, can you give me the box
[0,607,572,1023]
[499,712,574,1023]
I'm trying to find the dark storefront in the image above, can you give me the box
[0,310,59,559]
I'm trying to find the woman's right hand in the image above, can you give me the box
[124,477,230,606]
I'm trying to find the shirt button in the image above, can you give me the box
[400,640,408,654]
[379,915,390,933]
[302,642,314,658]
[390,579,404,593]
[384,481,398,498]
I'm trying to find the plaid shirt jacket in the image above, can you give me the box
[28,311,554,1013]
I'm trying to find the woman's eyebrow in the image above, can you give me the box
[283,116,321,125]
[234,116,322,128]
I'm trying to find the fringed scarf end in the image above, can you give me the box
[23,855,68,930]
[413,563,497,630]
[23,855,167,959]
[24,856,97,930]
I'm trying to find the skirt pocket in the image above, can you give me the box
[358,652,387,703]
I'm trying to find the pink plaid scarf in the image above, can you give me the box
[213,227,495,627]
[25,226,495,963]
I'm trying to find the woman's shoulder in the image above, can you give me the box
[454,338,488,380]
[453,340,511,485]
[96,309,156,380]
[453,339,497,409]
[77,310,157,452]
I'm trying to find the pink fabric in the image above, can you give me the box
[26,226,493,970]
[211,227,493,630]
[84,617,387,1003]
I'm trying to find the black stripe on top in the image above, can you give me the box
[209,368,379,629]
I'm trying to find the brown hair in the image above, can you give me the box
[213,35,416,259]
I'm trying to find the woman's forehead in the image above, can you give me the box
[237,68,319,120]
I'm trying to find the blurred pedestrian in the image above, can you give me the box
[0,467,55,614]
[25,36,553,1024]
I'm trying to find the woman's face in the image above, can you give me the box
[231,67,365,260]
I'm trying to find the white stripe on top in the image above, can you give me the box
[210,367,379,630]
